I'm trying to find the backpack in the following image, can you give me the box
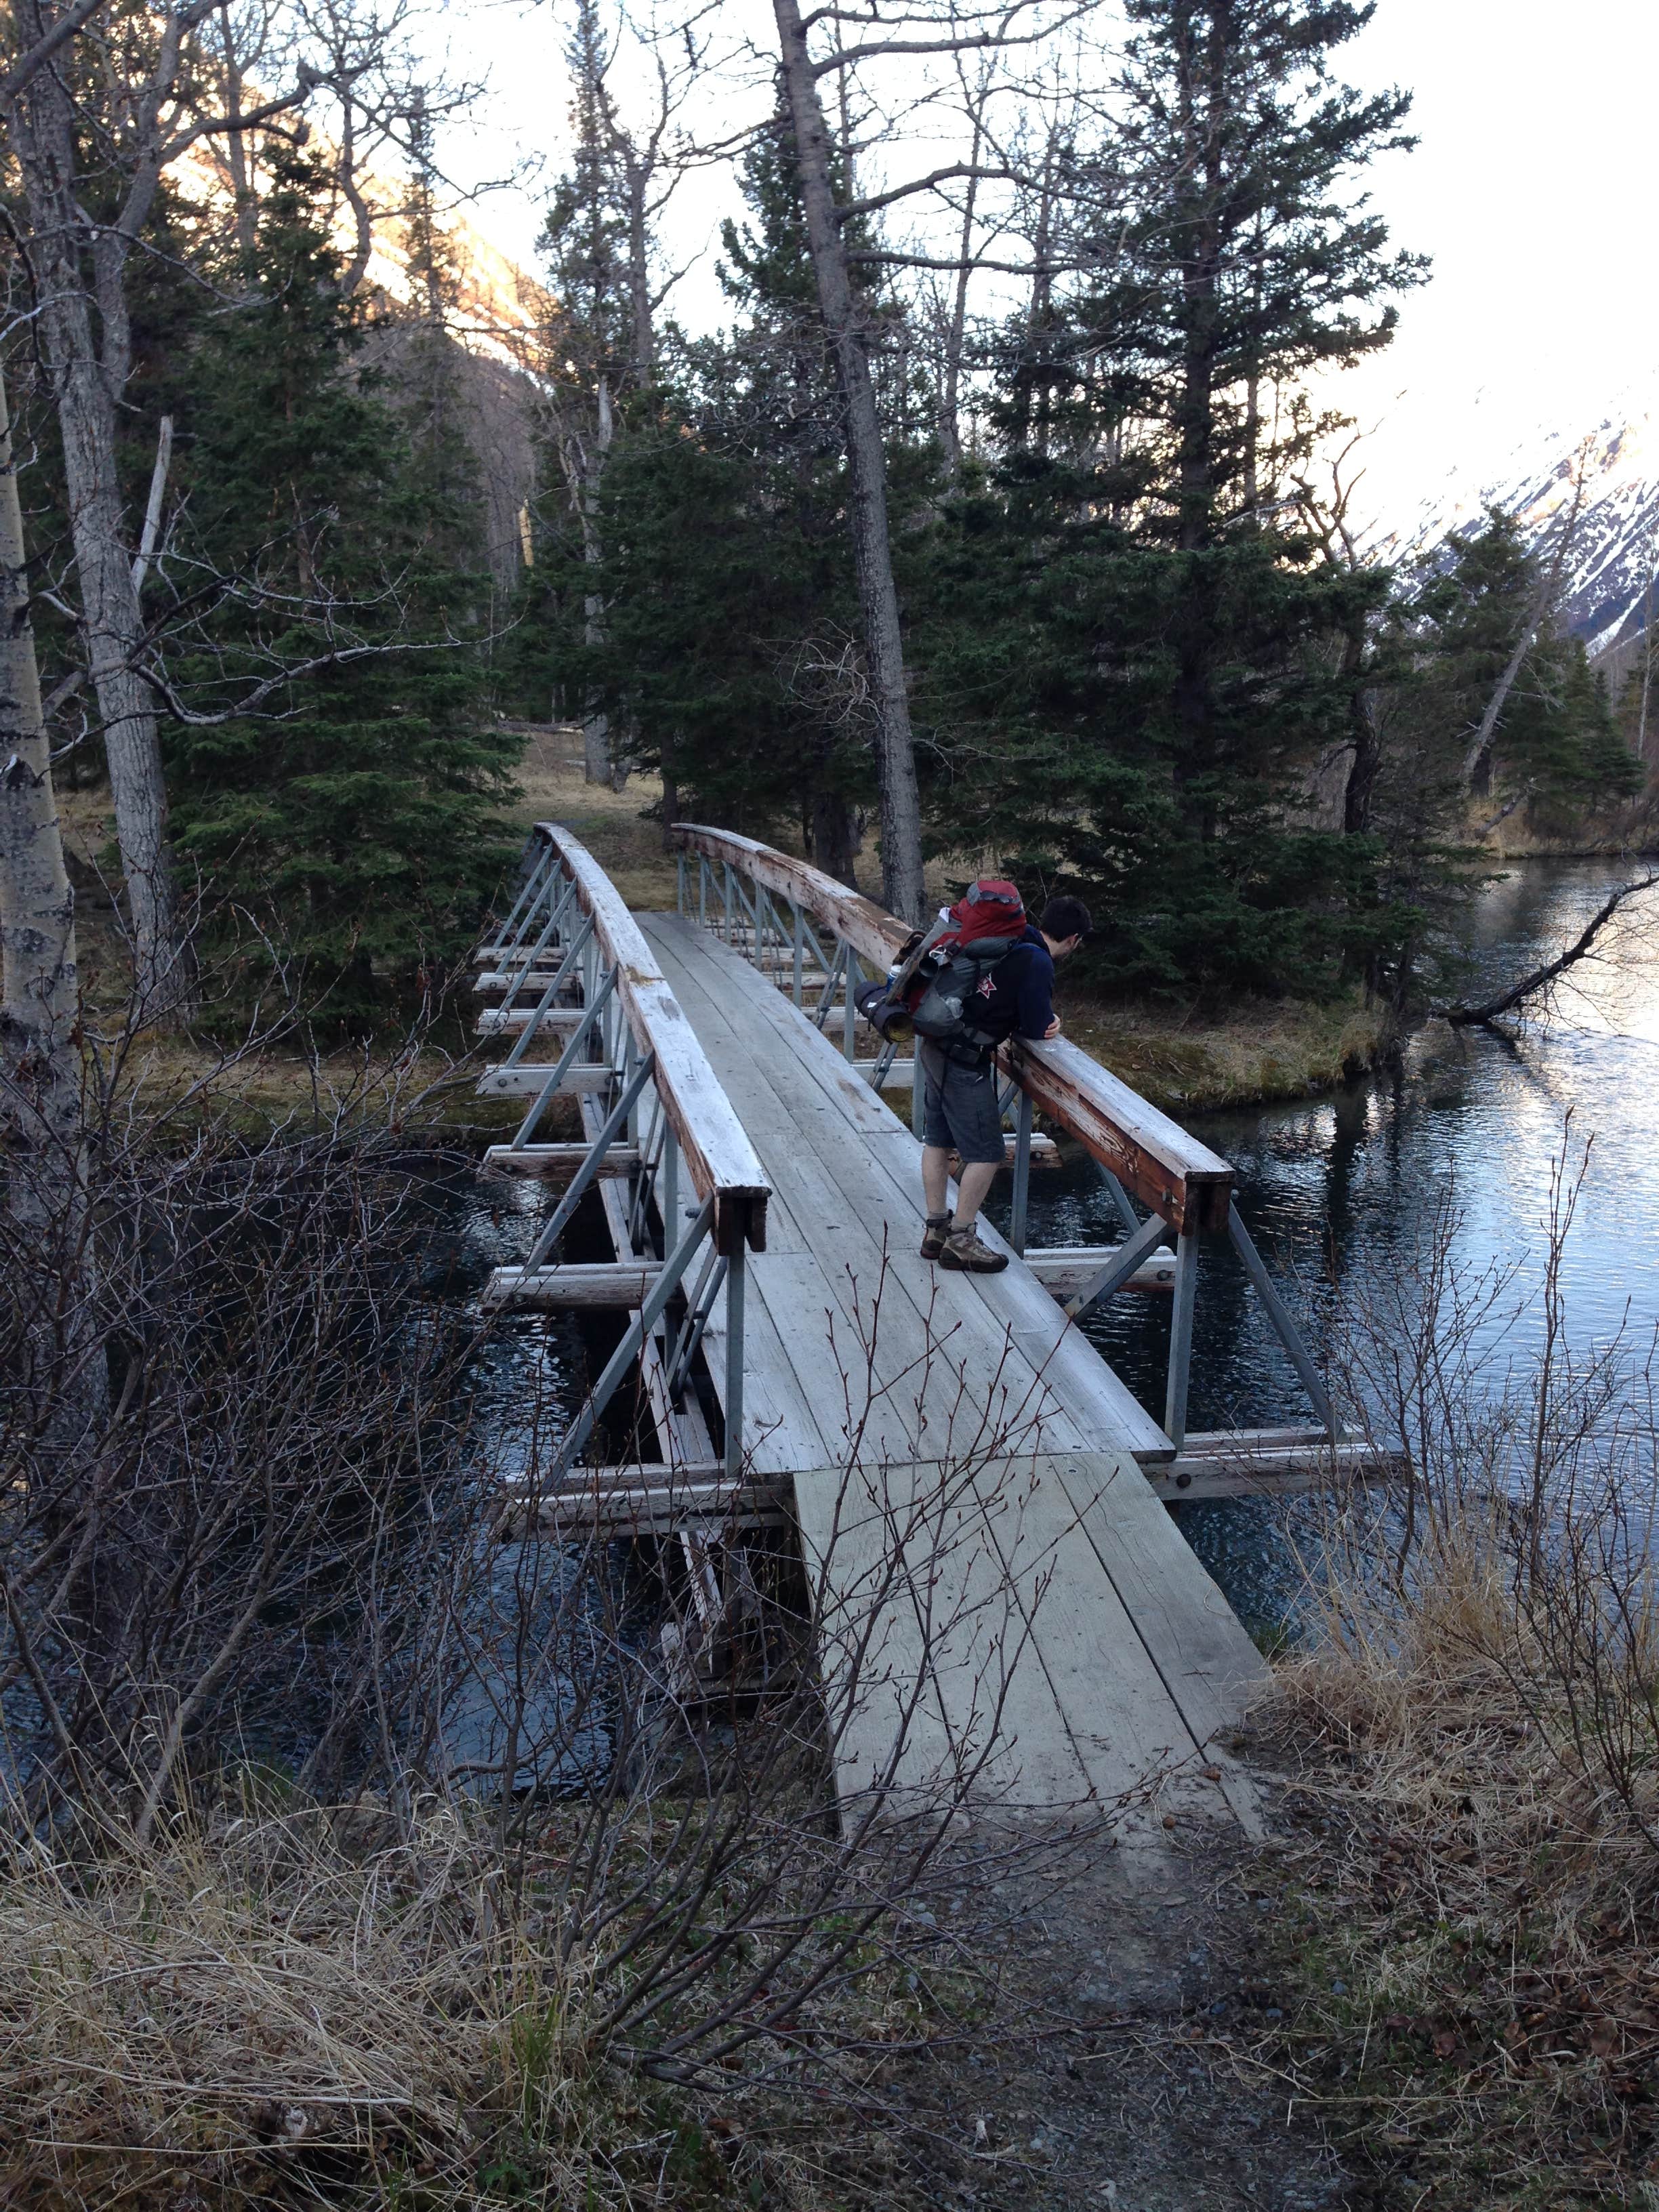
[855,880,1027,1050]
[905,880,1028,1063]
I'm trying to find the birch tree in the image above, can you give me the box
[3,0,314,1013]
[0,369,83,1205]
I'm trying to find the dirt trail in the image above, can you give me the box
[883,1825,1343,2212]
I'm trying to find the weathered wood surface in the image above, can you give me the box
[998,1037,1233,1234]
[474,967,570,992]
[499,1459,724,1491]
[640,914,1269,1808]
[1144,1440,1406,1502]
[672,823,1233,1235]
[478,1064,627,1097]
[674,823,909,968]
[1025,1246,1179,1296]
[483,1143,643,1179]
[485,1262,663,1309]
[537,825,770,1254]
[795,1451,1263,1826]
[475,1006,587,1033]
[499,1477,787,1535]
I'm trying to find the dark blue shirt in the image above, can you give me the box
[967,925,1054,1044]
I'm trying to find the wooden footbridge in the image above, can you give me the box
[472,823,1370,1826]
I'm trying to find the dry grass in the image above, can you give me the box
[1256,1527,1659,2209]
[1246,1143,1659,2210]
[1060,992,1385,1115]
[0,1795,943,2211]
[506,727,682,910]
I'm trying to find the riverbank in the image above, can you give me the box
[1060,992,1386,1115]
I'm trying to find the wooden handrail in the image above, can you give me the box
[537,825,771,1252]
[672,822,1233,1235]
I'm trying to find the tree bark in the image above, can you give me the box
[1170,5,1227,836]
[773,0,926,924]
[811,788,859,888]
[937,104,984,477]
[1340,619,1380,836]
[1462,463,1589,794]
[0,365,102,1446]
[14,40,189,1013]
[579,375,619,787]
[0,368,83,1160]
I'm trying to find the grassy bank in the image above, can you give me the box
[1239,1158,1659,2210]
[1060,991,1387,1115]
[1253,1528,1659,2211]
[0,1795,944,2212]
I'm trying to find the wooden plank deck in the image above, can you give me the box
[640,912,1269,1818]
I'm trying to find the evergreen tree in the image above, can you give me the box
[1387,514,1643,821]
[912,0,1424,991]
[160,151,518,1021]
[518,108,932,878]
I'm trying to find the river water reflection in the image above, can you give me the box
[994,858,1659,1630]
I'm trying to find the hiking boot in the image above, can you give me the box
[938,1226,1008,1274]
[920,1212,953,1261]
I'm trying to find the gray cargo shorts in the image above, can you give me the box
[917,1040,1006,1166]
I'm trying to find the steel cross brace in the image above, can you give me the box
[627,1095,668,1252]
[488,838,558,954]
[548,1194,716,1481]
[812,939,850,1031]
[523,1045,656,1265]
[509,959,617,1145]
[1227,1206,1340,1436]
[1062,1209,1172,1321]
[663,1237,728,1406]
[501,909,596,1076]
[498,874,577,1012]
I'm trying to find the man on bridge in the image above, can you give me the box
[916,891,1091,1273]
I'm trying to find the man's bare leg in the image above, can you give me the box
[923,1147,1000,1229]
[951,1159,1000,1233]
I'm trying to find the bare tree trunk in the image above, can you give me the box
[1340,620,1380,836]
[773,0,926,924]
[218,1,259,256]
[811,788,859,888]
[937,103,984,478]
[0,366,102,1446]
[14,55,189,1015]
[623,157,656,382]
[579,377,618,788]
[1462,460,1589,794]
[1446,874,1659,1027]
[0,369,83,1164]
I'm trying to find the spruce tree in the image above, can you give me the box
[926,0,1422,991]
[161,151,518,1022]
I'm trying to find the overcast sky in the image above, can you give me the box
[434,0,1659,531]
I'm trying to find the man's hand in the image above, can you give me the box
[1044,1016,1063,1040]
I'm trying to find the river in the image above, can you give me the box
[452,859,1659,1641]
[1002,857,1659,1629]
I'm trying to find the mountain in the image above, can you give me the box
[1375,402,1659,659]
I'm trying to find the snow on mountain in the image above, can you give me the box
[1372,397,1659,657]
